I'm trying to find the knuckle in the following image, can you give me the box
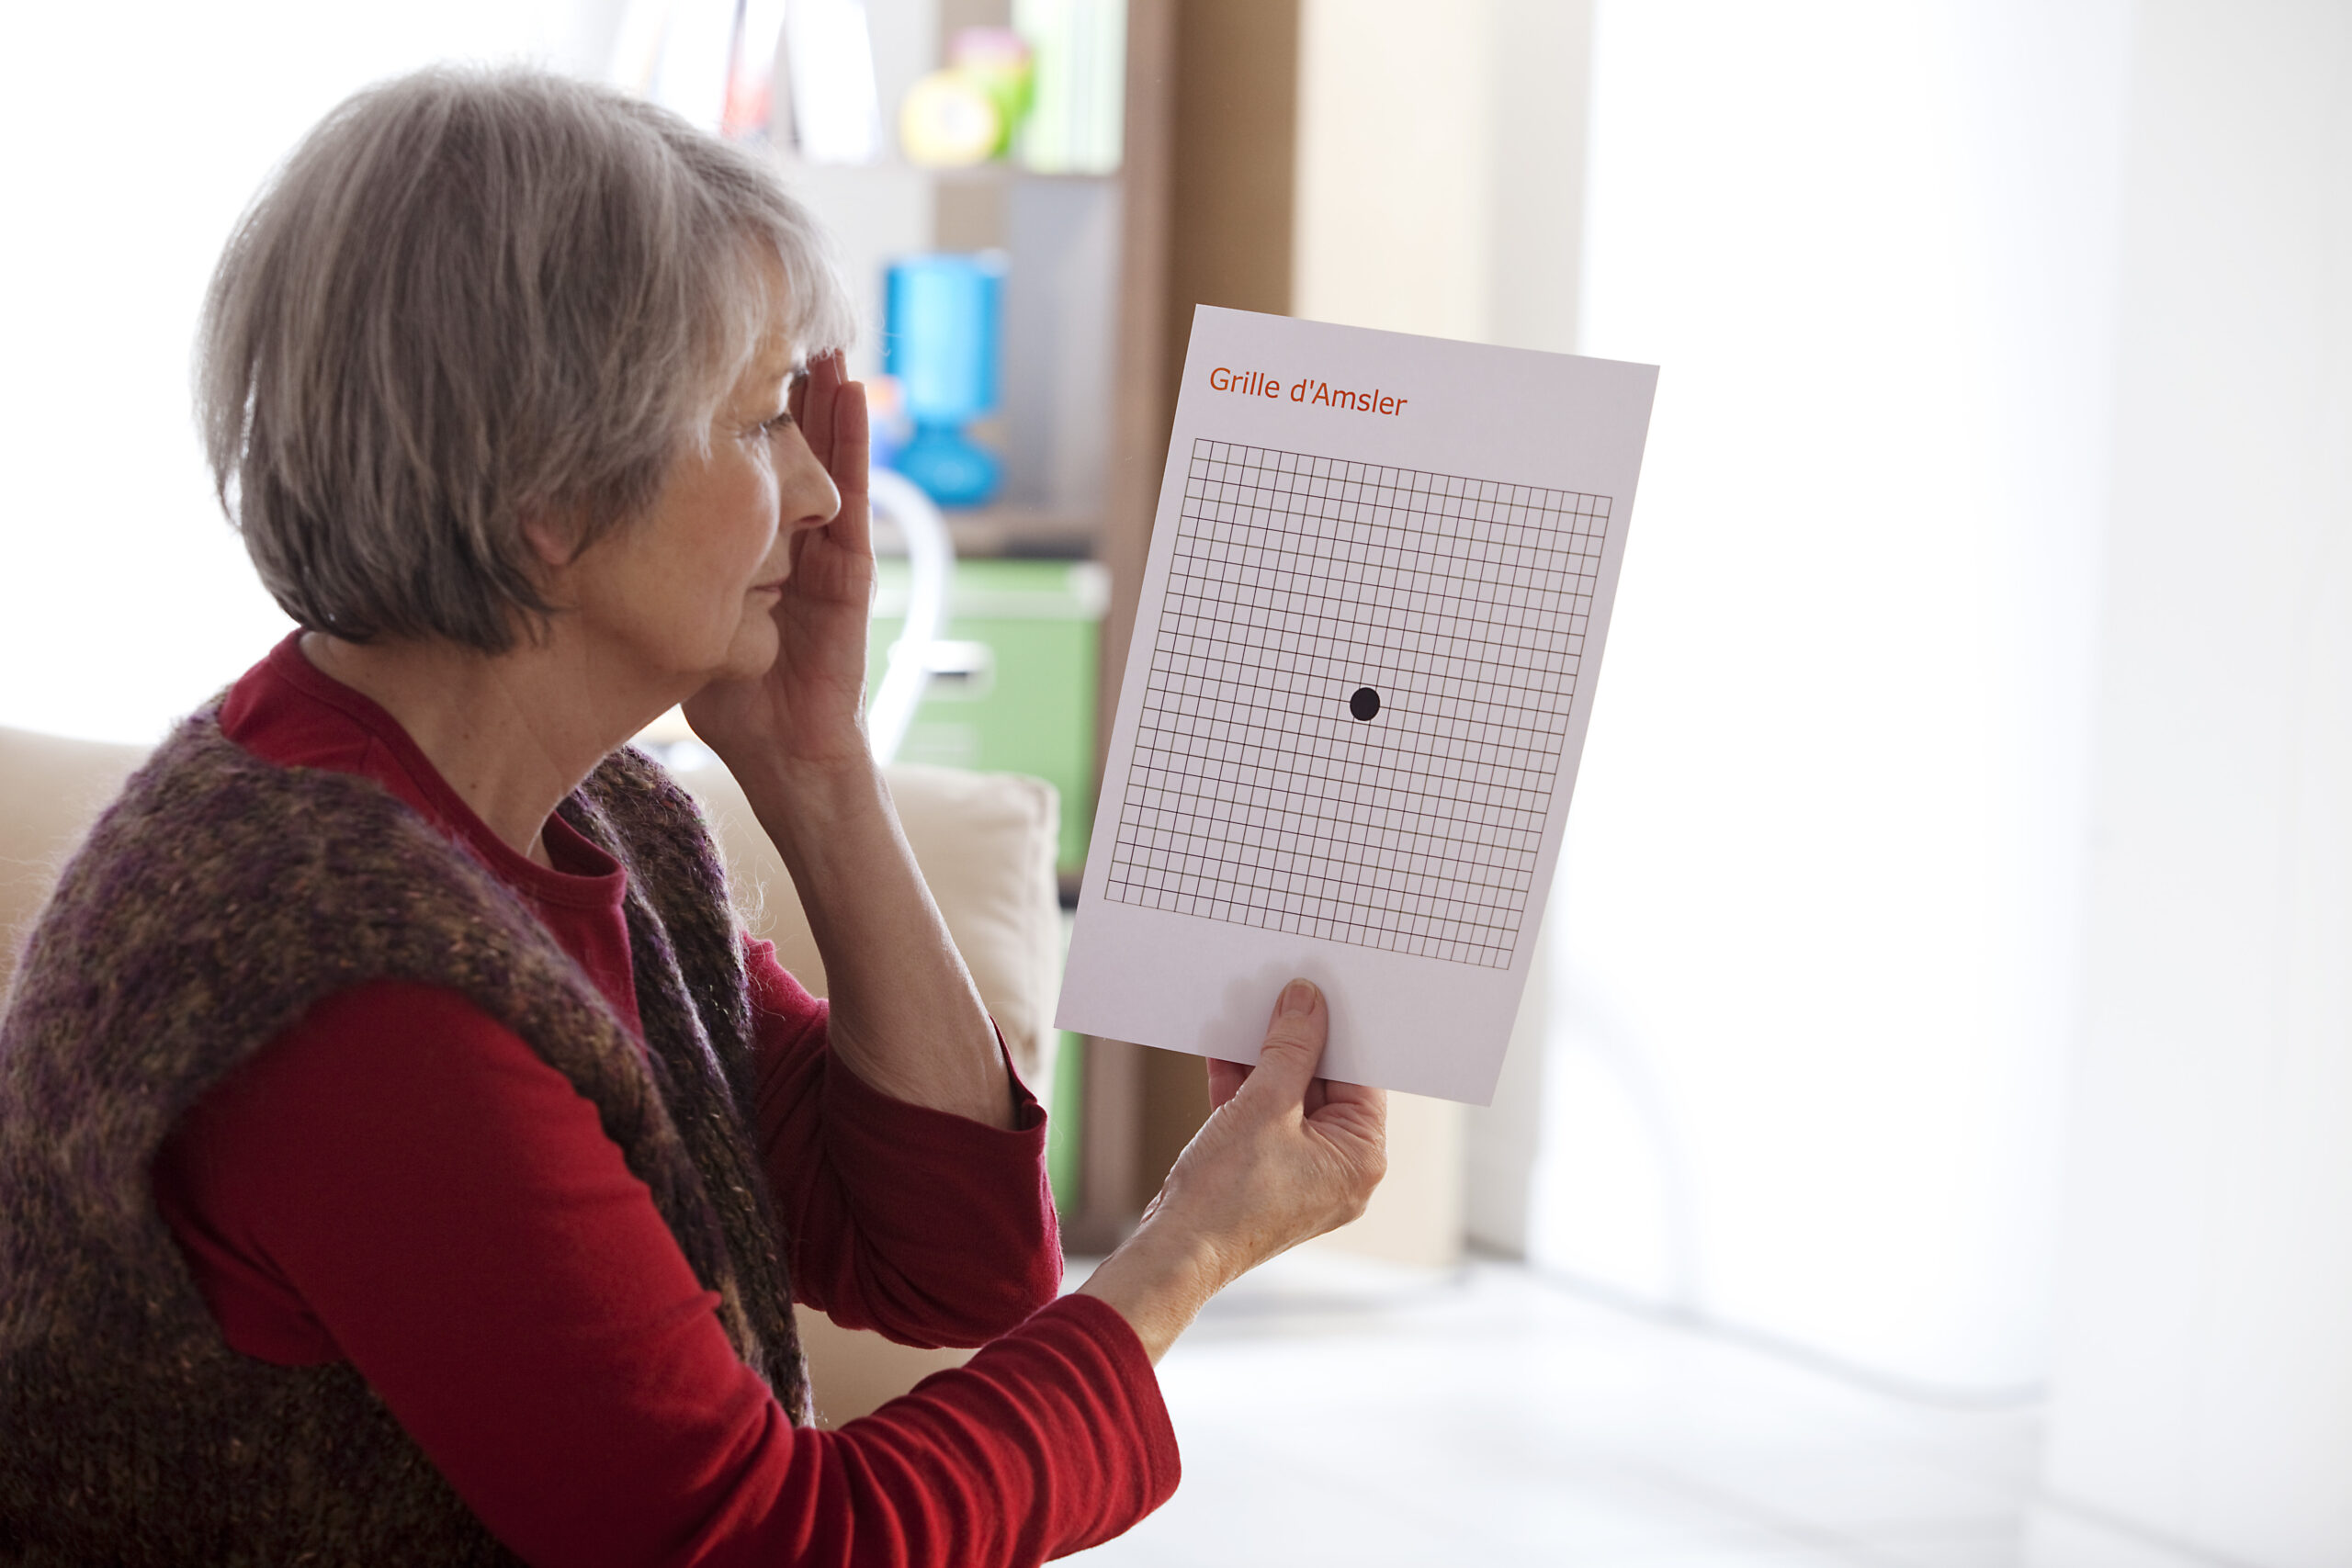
[1255,1026,1320,1060]
[1261,1012,1327,1046]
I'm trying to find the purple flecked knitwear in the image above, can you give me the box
[0,710,806,1564]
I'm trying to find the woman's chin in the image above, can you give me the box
[713,625,784,683]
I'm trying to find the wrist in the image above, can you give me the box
[726,746,889,855]
[1077,1221,1230,1364]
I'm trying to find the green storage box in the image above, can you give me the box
[866,558,1107,879]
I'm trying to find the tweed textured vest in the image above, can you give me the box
[0,713,808,1564]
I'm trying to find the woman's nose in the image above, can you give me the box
[780,440,841,532]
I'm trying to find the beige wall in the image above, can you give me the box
[1294,0,1588,352]
[1294,0,1495,340]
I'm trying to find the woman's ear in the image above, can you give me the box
[518,507,577,572]
[515,504,591,619]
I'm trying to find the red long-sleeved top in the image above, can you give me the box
[150,636,1177,1566]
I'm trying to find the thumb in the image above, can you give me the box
[1241,979,1328,1106]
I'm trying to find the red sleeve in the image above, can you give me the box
[742,942,1063,1346]
[153,981,1178,1568]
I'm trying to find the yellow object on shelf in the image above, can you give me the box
[899,69,1001,167]
[899,28,1037,168]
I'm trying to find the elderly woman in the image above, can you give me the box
[0,69,1384,1564]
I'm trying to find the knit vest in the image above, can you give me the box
[0,713,808,1564]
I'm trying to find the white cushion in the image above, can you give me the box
[0,726,150,1000]
[671,760,1063,1089]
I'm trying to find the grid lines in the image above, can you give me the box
[1105,439,1611,968]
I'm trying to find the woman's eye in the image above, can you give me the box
[762,410,795,434]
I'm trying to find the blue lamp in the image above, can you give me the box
[882,253,1006,507]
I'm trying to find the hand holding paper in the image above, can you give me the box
[1079,978,1386,1360]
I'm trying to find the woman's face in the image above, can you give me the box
[560,330,840,692]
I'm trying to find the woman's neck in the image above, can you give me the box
[300,630,677,866]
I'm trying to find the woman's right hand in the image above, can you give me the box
[1077,980,1387,1362]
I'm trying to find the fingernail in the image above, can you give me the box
[1279,978,1317,1017]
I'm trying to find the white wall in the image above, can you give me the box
[0,2,617,745]
[1535,0,2132,1392]
[2030,3,2352,1562]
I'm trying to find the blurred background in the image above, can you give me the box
[2,2,2346,1563]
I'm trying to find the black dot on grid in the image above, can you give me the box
[1108,438,1611,969]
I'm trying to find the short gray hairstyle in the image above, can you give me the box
[198,66,856,652]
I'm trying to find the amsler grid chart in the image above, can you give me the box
[1105,439,1611,969]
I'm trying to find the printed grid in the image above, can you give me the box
[1106,439,1611,968]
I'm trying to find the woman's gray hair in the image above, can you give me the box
[198,66,855,652]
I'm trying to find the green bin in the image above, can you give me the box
[865,558,1106,881]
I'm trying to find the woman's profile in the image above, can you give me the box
[0,67,1384,1564]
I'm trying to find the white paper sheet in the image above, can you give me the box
[1055,307,1657,1104]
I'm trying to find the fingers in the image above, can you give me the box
[1241,978,1328,1108]
[1301,1075,1386,1227]
[824,381,872,567]
[1205,1057,1251,1111]
[831,378,871,501]
[800,350,843,471]
[1308,1077,1386,1142]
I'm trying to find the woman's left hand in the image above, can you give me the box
[684,351,876,777]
